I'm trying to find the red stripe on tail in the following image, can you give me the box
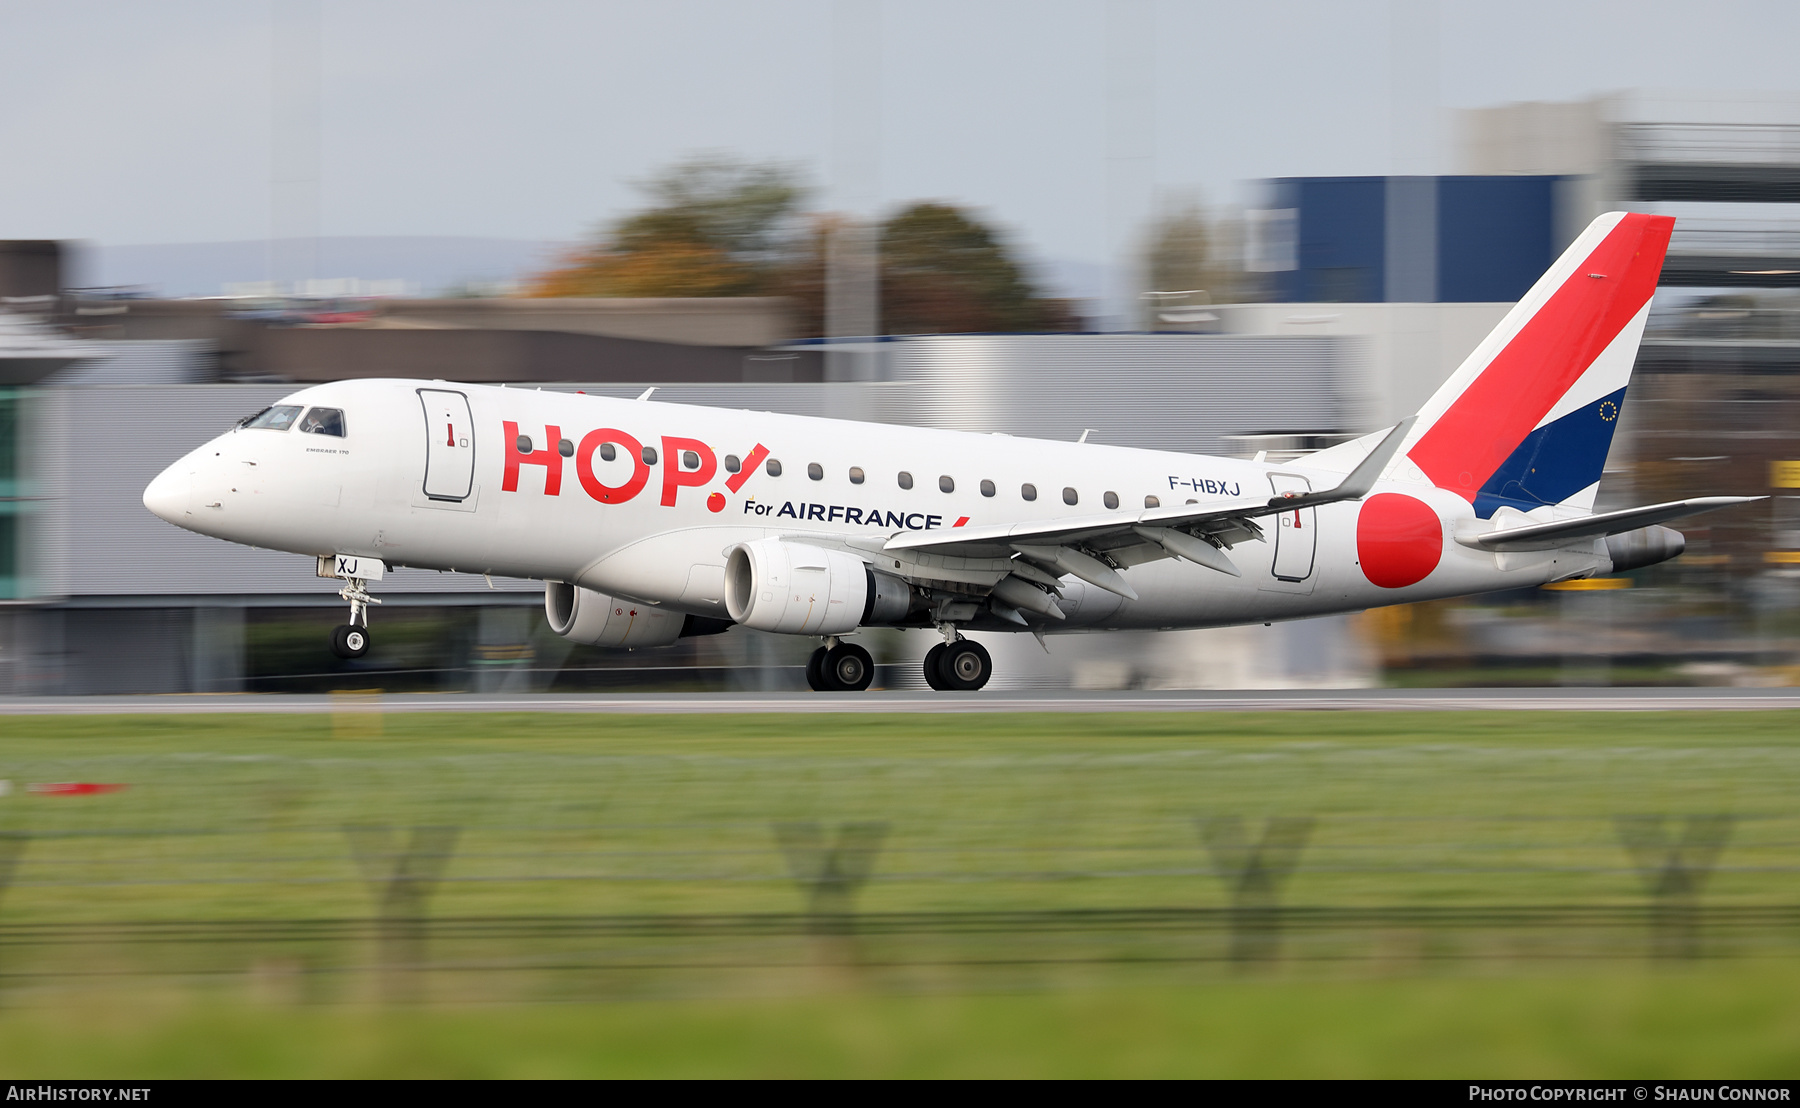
[1408,213,1672,502]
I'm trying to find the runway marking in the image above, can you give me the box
[4,690,1800,715]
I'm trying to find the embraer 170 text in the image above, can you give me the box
[144,212,1758,691]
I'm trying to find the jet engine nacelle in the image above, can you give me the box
[544,581,683,648]
[1605,525,1685,573]
[725,538,908,634]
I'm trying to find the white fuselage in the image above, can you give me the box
[143,378,1608,633]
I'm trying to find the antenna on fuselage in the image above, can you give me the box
[1077,428,1098,443]
[636,387,658,401]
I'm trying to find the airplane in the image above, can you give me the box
[142,211,1760,692]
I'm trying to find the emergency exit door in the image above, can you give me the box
[419,389,475,501]
[1267,474,1316,581]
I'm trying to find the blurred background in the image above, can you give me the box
[3,0,1800,696]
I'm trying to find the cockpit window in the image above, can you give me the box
[299,407,346,437]
[241,405,302,431]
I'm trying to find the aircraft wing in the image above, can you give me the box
[880,418,1418,599]
[880,496,1270,555]
[884,417,1415,559]
[1467,496,1765,551]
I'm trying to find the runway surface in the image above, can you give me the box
[4,687,1800,714]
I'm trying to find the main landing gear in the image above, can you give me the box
[804,628,993,693]
[329,575,380,660]
[922,629,992,692]
[806,638,875,691]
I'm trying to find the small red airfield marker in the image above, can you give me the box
[28,783,128,797]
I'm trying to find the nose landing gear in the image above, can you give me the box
[329,576,380,660]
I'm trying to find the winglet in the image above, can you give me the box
[1266,416,1416,511]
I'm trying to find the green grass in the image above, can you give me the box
[0,709,1797,1076]
[4,968,1799,1078]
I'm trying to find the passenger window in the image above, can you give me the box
[683,450,700,469]
[898,471,913,490]
[642,446,658,466]
[1063,487,1079,506]
[766,458,783,476]
[242,405,302,431]
[980,479,995,497]
[559,439,574,458]
[299,407,345,437]
[1104,491,1119,510]
[849,466,865,484]
[600,443,617,462]
[1021,483,1037,501]
[808,462,824,480]
[939,475,954,493]
[516,434,534,453]
[1144,495,1160,509]
[725,454,741,473]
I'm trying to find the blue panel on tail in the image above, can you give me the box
[1472,387,1626,519]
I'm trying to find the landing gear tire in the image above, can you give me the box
[922,642,951,691]
[824,642,875,692]
[330,623,370,660]
[807,643,876,691]
[939,639,992,691]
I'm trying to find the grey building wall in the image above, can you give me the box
[29,385,541,600]
[876,333,1360,453]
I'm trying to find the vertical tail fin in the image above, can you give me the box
[1401,211,1674,517]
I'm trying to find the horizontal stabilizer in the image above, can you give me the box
[1466,496,1764,551]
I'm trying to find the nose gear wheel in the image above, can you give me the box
[330,623,370,659]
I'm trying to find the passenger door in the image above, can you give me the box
[419,388,475,502]
[1266,474,1316,582]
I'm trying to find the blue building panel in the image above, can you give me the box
[1294,177,1386,303]
[1436,176,1559,303]
[1267,175,1564,303]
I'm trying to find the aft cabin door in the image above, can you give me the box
[1267,474,1316,582]
[419,389,475,501]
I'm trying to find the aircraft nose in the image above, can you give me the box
[142,463,192,524]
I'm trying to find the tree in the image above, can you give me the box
[879,203,1076,334]
[1141,197,1242,325]
[526,157,1081,335]
[526,156,804,299]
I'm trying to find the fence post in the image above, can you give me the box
[344,824,461,997]
[773,821,889,938]
[1616,815,1734,960]
[1199,816,1315,965]
[0,832,24,911]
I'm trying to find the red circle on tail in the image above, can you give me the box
[1357,493,1443,589]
